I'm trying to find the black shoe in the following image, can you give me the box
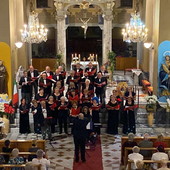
[82,159,86,163]
[75,159,79,163]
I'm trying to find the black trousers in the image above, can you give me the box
[30,82,38,98]
[58,112,68,134]
[74,137,86,161]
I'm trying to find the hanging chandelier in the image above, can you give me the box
[122,12,148,43]
[20,12,48,43]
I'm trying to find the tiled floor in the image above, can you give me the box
[45,133,121,170]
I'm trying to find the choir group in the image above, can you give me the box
[18,62,137,139]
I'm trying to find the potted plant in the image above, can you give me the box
[108,51,116,81]
[145,95,157,127]
[55,53,63,69]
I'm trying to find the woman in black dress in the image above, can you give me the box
[52,87,62,104]
[31,100,44,134]
[123,97,136,134]
[91,97,101,134]
[106,95,120,135]
[58,96,69,134]
[19,98,30,133]
[46,96,57,133]
[35,88,47,102]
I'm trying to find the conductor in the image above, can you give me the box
[73,113,88,163]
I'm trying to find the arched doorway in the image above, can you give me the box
[66,26,102,70]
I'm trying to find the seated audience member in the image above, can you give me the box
[2,140,13,163]
[128,146,144,170]
[32,149,50,170]
[153,134,167,148]
[122,133,138,165]
[151,145,169,170]
[9,148,24,167]
[135,160,144,170]
[157,160,170,170]
[138,133,153,158]
[28,140,40,161]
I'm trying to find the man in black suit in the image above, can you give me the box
[85,62,96,82]
[44,66,54,77]
[94,72,106,104]
[27,65,39,98]
[74,63,83,90]
[66,70,79,88]
[99,65,109,98]
[53,69,64,88]
[19,71,32,103]
[39,73,52,96]
[73,113,88,163]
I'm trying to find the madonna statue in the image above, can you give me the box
[0,60,7,94]
[159,55,170,92]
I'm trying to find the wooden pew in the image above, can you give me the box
[127,160,170,170]
[0,152,36,156]
[124,147,170,166]
[0,163,41,170]
[121,136,170,165]
[0,140,45,152]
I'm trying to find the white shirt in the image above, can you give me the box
[43,79,47,85]
[151,152,169,169]
[47,72,50,77]
[56,75,59,80]
[32,158,50,170]
[31,72,34,78]
[128,153,143,170]
[24,77,28,83]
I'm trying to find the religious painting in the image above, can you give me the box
[158,41,170,102]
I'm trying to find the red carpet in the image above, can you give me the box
[73,137,103,170]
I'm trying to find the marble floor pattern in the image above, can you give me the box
[45,133,121,170]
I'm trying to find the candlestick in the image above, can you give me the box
[78,54,81,61]
[96,54,98,61]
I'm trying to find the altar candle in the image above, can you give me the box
[72,54,74,60]
[78,54,81,61]
[96,54,98,61]
[75,53,77,57]
[90,54,91,57]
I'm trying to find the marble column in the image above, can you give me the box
[56,15,66,67]
[102,12,113,64]
[54,1,67,68]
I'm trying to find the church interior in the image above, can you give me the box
[0,0,170,169]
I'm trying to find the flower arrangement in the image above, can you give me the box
[145,95,158,113]
[145,95,158,104]
[0,103,15,118]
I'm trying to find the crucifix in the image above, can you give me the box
[80,17,91,39]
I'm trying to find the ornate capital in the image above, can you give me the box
[54,1,64,10]
[106,1,115,10]
[103,11,113,21]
